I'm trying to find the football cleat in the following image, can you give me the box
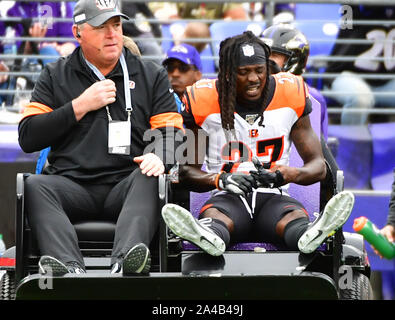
[298,191,355,254]
[161,203,226,256]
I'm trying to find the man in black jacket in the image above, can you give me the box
[380,169,395,244]
[18,0,183,276]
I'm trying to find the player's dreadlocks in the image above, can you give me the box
[217,31,271,137]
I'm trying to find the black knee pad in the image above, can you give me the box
[208,218,231,248]
[283,217,310,250]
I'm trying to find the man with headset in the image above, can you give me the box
[18,0,183,276]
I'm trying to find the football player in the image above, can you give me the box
[162,31,354,256]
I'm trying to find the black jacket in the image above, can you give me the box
[18,47,183,184]
[388,169,395,227]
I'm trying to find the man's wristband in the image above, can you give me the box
[215,171,224,189]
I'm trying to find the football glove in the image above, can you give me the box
[249,156,284,188]
[217,172,255,197]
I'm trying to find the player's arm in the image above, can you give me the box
[176,89,217,192]
[177,92,254,195]
[274,114,326,185]
[178,124,219,192]
[179,155,255,196]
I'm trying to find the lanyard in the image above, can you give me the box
[83,52,132,121]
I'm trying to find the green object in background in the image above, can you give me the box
[353,216,395,260]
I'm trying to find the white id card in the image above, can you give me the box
[108,120,131,155]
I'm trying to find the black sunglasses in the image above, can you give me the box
[165,63,196,73]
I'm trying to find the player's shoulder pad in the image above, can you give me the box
[272,72,307,95]
[184,79,220,126]
[268,72,309,117]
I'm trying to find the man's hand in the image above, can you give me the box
[24,22,48,54]
[372,225,395,258]
[217,172,255,197]
[249,156,284,188]
[56,42,76,56]
[29,22,47,38]
[72,79,116,121]
[134,153,165,177]
[0,61,9,83]
[381,224,395,243]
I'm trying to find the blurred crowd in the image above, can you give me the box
[0,1,394,126]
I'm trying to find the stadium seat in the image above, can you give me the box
[293,20,339,64]
[15,172,167,283]
[160,22,187,54]
[293,3,341,74]
[328,125,372,190]
[161,21,216,74]
[199,44,216,75]
[13,90,186,282]
[294,3,342,22]
[368,122,395,190]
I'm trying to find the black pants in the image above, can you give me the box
[25,169,159,267]
[202,191,309,246]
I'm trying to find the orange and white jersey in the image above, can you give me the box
[182,73,311,178]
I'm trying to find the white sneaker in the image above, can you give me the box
[161,204,226,256]
[298,191,355,254]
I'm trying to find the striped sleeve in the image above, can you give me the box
[150,112,184,132]
[21,102,53,120]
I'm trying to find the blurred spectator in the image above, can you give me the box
[150,2,296,58]
[0,20,7,81]
[5,2,75,111]
[325,5,395,125]
[176,3,247,20]
[247,3,295,23]
[149,2,179,21]
[150,2,294,22]
[121,1,164,65]
[162,43,202,99]
[261,24,328,140]
[0,20,9,105]
[181,21,211,53]
[177,3,248,55]
[6,1,76,65]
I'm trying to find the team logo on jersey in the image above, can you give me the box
[249,129,259,138]
[96,0,116,10]
[245,114,259,125]
[129,81,135,89]
[242,44,255,57]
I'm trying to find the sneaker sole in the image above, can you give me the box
[161,203,225,256]
[123,243,151,274]
[39,256,69,276]
[298,191,355,254]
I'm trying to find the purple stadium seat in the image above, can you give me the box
[327,125,372,190]
[184,96,322,251]
[161,21,216,75]
[368,122,395,191]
